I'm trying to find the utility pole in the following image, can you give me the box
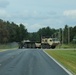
[58,28,61,48]
[55,33,56,39]
[59,28,61,42]
[52,34,53,38]
[68,26,70,44]
[62,29,64,44]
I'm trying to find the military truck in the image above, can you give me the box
[40,36,60,49]
[19,36,60,49]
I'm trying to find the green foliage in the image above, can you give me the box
[29,26,57,42]
[19,24,28,42]
[58,25,76,44]
[57,44,76,49]
[0,43,18,49]
[37,26,56,36]
[0,19,76,44]
[0,19,27,44]
[26,25,76,44]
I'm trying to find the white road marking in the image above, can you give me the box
[43,50,73,75]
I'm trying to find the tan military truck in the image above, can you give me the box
[19,36,60,49]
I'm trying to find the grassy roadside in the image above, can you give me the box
[56,44,76,49]
[0,44,18,49]
[0,49,10,52]
[0,44,18,52]
[45,50,76,75]
[0,48,17,52]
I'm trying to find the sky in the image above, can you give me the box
[0,0,76,32]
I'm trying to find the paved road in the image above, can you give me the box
[0,49,70,75]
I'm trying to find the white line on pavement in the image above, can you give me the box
[43,50,73,75]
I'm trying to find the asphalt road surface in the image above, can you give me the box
[0,49,70,75]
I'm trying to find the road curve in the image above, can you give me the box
[0,49,69,75]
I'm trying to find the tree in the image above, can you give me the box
[0,19,28,43]
[64,25,68,44]
[19,24,28,42]
[0,20,9,43]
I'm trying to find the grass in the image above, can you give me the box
[0,44,13,49]
[0,43,18,49]
[0,43,18,52]
[56,44,76,49]
[0,49,10,52]
[45,50,76,74]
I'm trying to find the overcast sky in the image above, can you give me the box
[0,0,76,32]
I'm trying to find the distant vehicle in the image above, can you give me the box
[19,36,60,49]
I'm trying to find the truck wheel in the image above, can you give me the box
[51,46,55,49]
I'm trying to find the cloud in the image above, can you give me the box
[63,10,76,18]
[0,9,10,19]
[62,10,76,26]
[7,10,63,32]
[0,9,7,17]
[48,11,57,15]
[11,10,58,21]
[25,23,46,32]
[0,0,9,8]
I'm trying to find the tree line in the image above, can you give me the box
[0,19,28,44]
[0,19,76,44]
